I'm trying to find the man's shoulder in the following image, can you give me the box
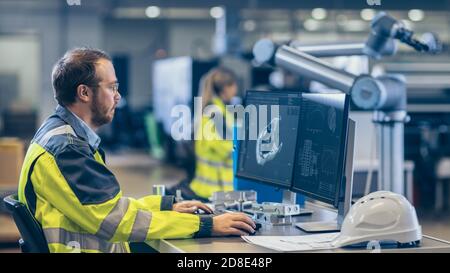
[33,115,90,156]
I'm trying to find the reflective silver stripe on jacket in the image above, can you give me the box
[196,156,233,169]
[95,197,130,241]
[38,125,77,147]
[128,210,153,242]
[43,228,128,253]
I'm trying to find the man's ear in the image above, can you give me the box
[76,84,91,103]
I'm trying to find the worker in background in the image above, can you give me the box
[17,48,255,253]
[189,67,238,199]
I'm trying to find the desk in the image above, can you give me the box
[146,203,450,253]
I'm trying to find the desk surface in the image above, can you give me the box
[147,203,450,253]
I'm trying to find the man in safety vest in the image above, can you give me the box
[17,48,256,253]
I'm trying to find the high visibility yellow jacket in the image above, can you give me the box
[18,105,212,253]
[190,97,234,199]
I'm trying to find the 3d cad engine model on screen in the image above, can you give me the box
[256,117,283,166]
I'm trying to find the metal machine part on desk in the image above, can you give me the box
[250,202,308,216]
[243,202,314,226]
[211,191,257,212]
[214,201,255,212]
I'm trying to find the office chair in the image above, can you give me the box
[3,194,49,253]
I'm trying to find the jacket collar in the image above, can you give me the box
[54,105,101,150]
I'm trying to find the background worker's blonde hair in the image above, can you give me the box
[199,67,237,109]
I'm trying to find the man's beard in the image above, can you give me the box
[91,94,114,127]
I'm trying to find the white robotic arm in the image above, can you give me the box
[252,12,441,196]
[252,12,440,111]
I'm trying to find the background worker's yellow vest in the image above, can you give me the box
[190,98,234,199]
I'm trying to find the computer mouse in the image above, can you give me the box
[249,223,262,235]
[195,208,208,214]
[254,223,262,231]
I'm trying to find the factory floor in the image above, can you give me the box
[1,150,450,253]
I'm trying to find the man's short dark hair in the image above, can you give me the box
[52,47,111,106]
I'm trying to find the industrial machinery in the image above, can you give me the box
[252,11,441,196]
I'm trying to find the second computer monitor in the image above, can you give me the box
[291,93,350,207]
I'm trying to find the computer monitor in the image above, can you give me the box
[236,90,302,189]
[236,90,354,232]
[291,93,350,208]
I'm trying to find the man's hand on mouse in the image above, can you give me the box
[172,201,213,214]
[212,212,256,236]
[173,202,256,236]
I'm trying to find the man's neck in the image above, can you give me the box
[66,104,97,131]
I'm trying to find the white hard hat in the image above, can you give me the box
[332,191,422,247]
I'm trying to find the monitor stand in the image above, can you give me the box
[295,118,355,233]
